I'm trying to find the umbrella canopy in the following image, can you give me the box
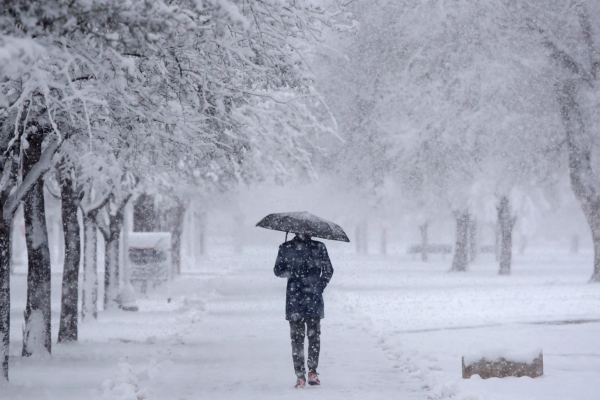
[256,211,350,242]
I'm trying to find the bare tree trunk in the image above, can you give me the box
[1,117,60,378]
[171,203,186,275]
[593,232,600,281]
[0,125,13,380]
[419,222,428,262]
[103,234,120,309]
[22,131,52,357]
[58,176,81,343]
[0,155,15,379]
[497,196,516,276]
[0,225,10,379]
[469,218,478,262]
[450,211,469,272]
[0,165,17,379]
[79,188,113,319]
[198,210,206,256]
[81,215,98,320]
[0,111,61,377]
[99,206,126,310]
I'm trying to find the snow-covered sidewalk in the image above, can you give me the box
[143,267,424,399]
[4,255,425,399]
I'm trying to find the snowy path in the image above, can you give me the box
[4,247,598,399]
[5,259,424,399]
[146,268,424,400]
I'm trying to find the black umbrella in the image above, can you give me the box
[256,211,350,242]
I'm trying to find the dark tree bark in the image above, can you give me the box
[450,210,470,272]
[57,173,81,344]
[104,231,121,304]
[0,153,18,380]
[497,196,516,276]
[469,218,478,263]
[98,226,120,309]
[22,128,52,357]
[0,225,10,379]
[104,235,120,307]
[98,198,129,310]
[171,203,186,275]
[419,222,428,262]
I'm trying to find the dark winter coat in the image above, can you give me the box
[274,236,334,321]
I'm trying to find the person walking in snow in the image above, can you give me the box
[274,233,334,388]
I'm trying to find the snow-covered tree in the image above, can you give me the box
[0,0,344,379]
[319,0,564,274]
[56,144,83,344]
[0,104,63,377]
[524,1,600,282]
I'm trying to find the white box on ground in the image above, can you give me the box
[128,232,172,286]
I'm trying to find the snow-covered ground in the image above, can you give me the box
[3,244,599,399]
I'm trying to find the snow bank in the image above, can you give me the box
[100,362,148,400]
[99,360,174,400]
